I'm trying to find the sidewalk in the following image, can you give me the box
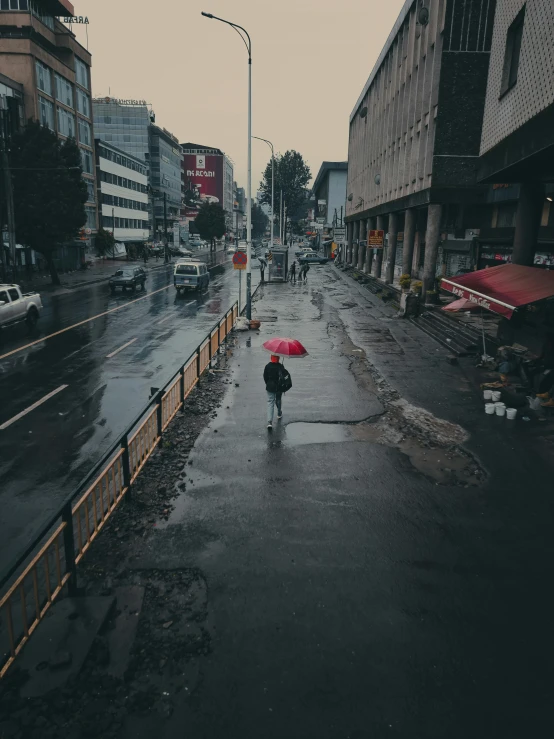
[3,266,554,738]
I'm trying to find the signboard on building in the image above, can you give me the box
[334,227,346,241]
[316,217,325,224]
[368,229,385,247]
[182,153,224,219]
[397,231,404,242]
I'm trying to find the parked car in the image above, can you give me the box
[298,252,329,265]
[0,284,43,330]
[227,245,237,254]
[169,246,193,258]
[109,267,147,293]
[173,260,210,292]
[295,247,315,257]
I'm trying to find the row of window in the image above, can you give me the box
[97,145,146,175]
[38,95,92,147]
[36,60,90,114]
[102,193,148,212]
[99,170,148,193]
[102,216,147,231]
[2,1,56,29]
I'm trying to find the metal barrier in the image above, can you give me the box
[0,301,238,678]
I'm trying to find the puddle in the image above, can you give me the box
[285,420,483,486]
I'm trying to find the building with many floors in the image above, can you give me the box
[476,0,554,269]
[181,143,234,234]
[0,0,98,260]
[346,0,496,296]
[149,125,183,239]
[95,139,149,246]
[92,98,153,164]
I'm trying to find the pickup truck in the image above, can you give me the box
[0,284,43,330]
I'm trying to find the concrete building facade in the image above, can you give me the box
[312,162,347,228]
[477,0,554,268]
[149,125,183,239]
[0,0,98,245]
[95,139,149,245]
[346,0,496,294]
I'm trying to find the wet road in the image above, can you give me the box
[0,258,259,566]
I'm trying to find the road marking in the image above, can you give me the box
[106,337,137,358]
[0,285,171,362]
[157,314,173,325]
[0,385,68,430]
[184,301,195,308]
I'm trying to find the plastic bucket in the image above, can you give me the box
[495,405,506,416]
[506,408,517,420]
[485,403,495,415]
[491,391,502,402]
[483,390,492,400]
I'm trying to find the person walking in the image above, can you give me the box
[302,262,310,283]
[264,354,284,430]
[259,257,267,284]
[289,260,297,283]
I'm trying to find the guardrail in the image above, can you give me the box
[0,301,239,679]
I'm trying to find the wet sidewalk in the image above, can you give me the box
[3,266,554,739]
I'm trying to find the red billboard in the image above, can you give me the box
[182,153,224,219]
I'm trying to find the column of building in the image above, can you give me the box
[358,219,367,270]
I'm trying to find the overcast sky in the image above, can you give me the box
[73,0,404,191]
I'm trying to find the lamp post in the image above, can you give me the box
[253,135,274,266]
[202,10,252,318]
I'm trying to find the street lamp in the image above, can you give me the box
[253,135,274,268]
[202,10,252,319]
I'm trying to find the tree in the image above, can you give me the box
[95,228,116,257]
[259,150,311,243]
[251,202,268,239]
[10,121,88,285]
[194,202,226,250]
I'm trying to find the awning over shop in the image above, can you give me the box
[441,264,554,319]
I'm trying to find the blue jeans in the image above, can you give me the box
[267,391,282,423]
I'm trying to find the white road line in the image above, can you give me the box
[157,315,173,325]
[0,385,69,430]
[106,337,138,359]
[184,301,195,307]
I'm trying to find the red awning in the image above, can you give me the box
[441,264,554,319]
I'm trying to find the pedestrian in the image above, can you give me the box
[264,354,287,430]
[289,260,297,283]
[143,246,148,264]
[259,257,267,283]
[302,262,310,283]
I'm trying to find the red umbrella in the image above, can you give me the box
[262,337,309,358]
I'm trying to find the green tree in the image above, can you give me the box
[251,202,268,238]
[95,227,116,257]
[194,202,226,250]
[259,150,311,243]
[10,121,88,285]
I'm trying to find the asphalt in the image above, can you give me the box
[0,253,259,568]
[3,261,554,738]
[106,265,552,738]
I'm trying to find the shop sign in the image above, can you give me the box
[64,16,89,24]
[94,97,148,105]
[368,229,384,247]
[397,231,404,242]
[334,227,345,240]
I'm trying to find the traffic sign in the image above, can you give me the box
[233,250,247,270]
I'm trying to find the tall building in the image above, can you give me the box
[149,125,183,238]
[476,0,554,269]
[181,143,234,232]
[92,98,152,163]
[95,139,149,245]
[346,0,496,294]
[0,0,98,254]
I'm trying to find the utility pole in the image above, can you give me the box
[163,191,168,263]
[0,97,16,283]
[112,206,115,260]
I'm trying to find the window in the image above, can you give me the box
[75,58,89,90]
[8,288,19,301]
[57,107,75,137]
[76,88,90,117]
[501,6,525,96]
[35,60,52,96]
[0,290,8,304]
[38,95,54,130]
[80,148,93,174]
[78,118,91,146]
[55,74,73,107]
[85,179,95,202]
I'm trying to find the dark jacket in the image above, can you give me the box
[264,361,282,393]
